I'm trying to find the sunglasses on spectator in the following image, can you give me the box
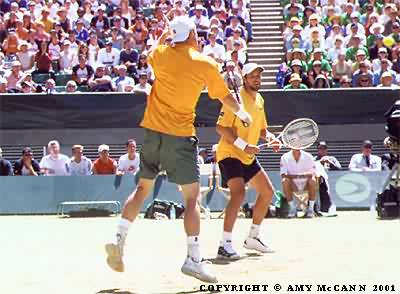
[24,153,33,157]
[360,79,369,82]
[313,64,321,67]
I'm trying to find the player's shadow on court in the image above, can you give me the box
[97,289,137,294]
[206,253,263,265]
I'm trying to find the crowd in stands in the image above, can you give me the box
[277,0,400,89]
[0,138,394,176]
[0,0,252,94]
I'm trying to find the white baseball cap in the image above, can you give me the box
[170,16,195,43]
[242,63,264,76]
[98,144,110,152]
[212,144,218,152]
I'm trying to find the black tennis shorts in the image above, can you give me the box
[218,157,262,188]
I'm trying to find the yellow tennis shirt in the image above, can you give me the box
[140,44,231,137]
[216,88,268,165]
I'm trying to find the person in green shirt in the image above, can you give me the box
[341,3,354,26]
[284,73,308,89]
[346,35,369,62]
[389,22,400,44]
[284,4,304,24]
[307,48,331,72]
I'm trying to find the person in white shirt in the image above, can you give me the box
[60,40,78,71]
[118,139,140,175]
[113,65,135,92]
[133,73,152,95]
[349,140,382,171]
[280,149,317,217]
[190,5,210,37]
[68,145,92,175]
[202,32,226,64]
[40,140,70,176]
[97,40,120,68]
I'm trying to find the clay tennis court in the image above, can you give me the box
[1,212,399,294]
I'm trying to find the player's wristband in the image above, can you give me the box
[233,137,248,151]
[234,107,248,121]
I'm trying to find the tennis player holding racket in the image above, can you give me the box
[215,63,281,260]
[105,16,251,283]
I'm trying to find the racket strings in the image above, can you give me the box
[282,121,319,149]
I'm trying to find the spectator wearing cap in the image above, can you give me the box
[283,0,305,16]
[15,18,29,41]
[322,0,341,16]
[113,64,136,92]
[332,50,352,84]
[344,24,367,48]
[379,4,394,27]
[0,147,13,176]
[284,73,308,89]
[133,72,152,95]
[203,32,226,64]
[377,71,398,88]
[314,74,330,88]
[285,25,305,51]
[6,61,23,91]
[351,49,368,72]
[308,59,331,86]
[74,19,89,42]
[372,47,391,72]
[307,48,331,72]
[92,144,117,175]
[352,60,373,84]
[224,15,245,40]
[48,34,62,71]
[117,139,140,175]
[87,33,101,66]
[369,36,391,62]
[56,7,71,33]
[2,29,19,56]
[33,41,52,75]
[60,40,78,71]
[226,28,247,51]
[19,76,37,93]
[166,0,187,19]
[284,3,303,24]
[356,72,374,87]
[341,3,355,26]
[325,25,343,54]
[72,55,94,86]
[283,17,301,42]
[223,60,242,90]
[110,16,130,38]
[315,141,341,170]
[304,28,325,52]
[88,65,114,92]
[287,48,307,72]
[97,39,120,68]
[13,147,40,176]
[367,23,384,48]
[68,145,92,176]
[384,7,400,36]
[373,59,396,85]
[40,140,70,176]
[345,12,365,36]
[388,22,400,44]
[90,5,110,38]
[64,80,78,92]
[188,0,208,17]
[302,14,325,43]
[283,59,310,87]
[345,35,368,62]
[349,140,382,171]
[110,27,124,50]
[190,4,210,38]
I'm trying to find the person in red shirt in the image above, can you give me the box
[92,144,117,175]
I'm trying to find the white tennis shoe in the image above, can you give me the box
[105,233,125,272]
[181,257,218,283]
[244,237,274,253]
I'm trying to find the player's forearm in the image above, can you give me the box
[220,93,241,114]
[216,125,237,144]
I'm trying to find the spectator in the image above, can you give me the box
[113,64,135,92]
[134,72,152,95]
[0,77,7,93]
[326,35,344,62]
[203,31,226,64]
[285,25,306,51]
[346,35,368,62]
[280,148,317,218]
[34,41,52,74]
[314,141,341,170]
[284,73,308,89]
[332,51,352,84]
[56,7,71,33]
[97,39,120,69]
[372,48,391,72]
[88,65,114,92]
[110,27,124,50]
[6,60,23,91]
[129,15,148,51]
[72,55,94,86]
[223,60,242,90]
[377,71,397,88]
[90,5,110,39]
[381,137,398,170]
[92,144,117,175]
[45,79,56,93]
[118,139,140,175]
[74,19,89,42]
[308,60,330,86]
[369,34,390,61]
[68,144,92,176]
[356,72,373,87]
[136,53,153,82]
[373,59,396,85]
[191,4,210,38]
[198,147,207,164]
[17,41,34,71]
[224,15,245,39]
[48,33,62,71]
[40,140,70,176]
[339,76,352,88]
[367,23,384,48]
[352,61,373,86]
[313,74,330,88]
[226,27,246,51]
[349,140,382,171]
[88,33,101,67]
[65,80,78,92]
[283,59,310,87]
[13,147,40,176]
[0,147,13,176]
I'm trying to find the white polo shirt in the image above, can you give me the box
[40,154,70,176]
[118,153,140,175]
[68,156,93,176]
[348,153,382,171]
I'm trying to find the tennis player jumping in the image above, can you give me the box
[216,63,280,260]
[105,16,252,283]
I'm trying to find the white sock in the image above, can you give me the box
[248,224,260,239]
[221,231,232,247]
[116,218,131,243]
[309,200,315,211]
[187,236,201,262]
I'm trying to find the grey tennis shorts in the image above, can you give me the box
[137,129,200,185]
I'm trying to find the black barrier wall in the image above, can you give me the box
[0,88,397,129]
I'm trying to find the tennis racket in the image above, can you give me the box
[258,118,319,150]
[226,71,249,127]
